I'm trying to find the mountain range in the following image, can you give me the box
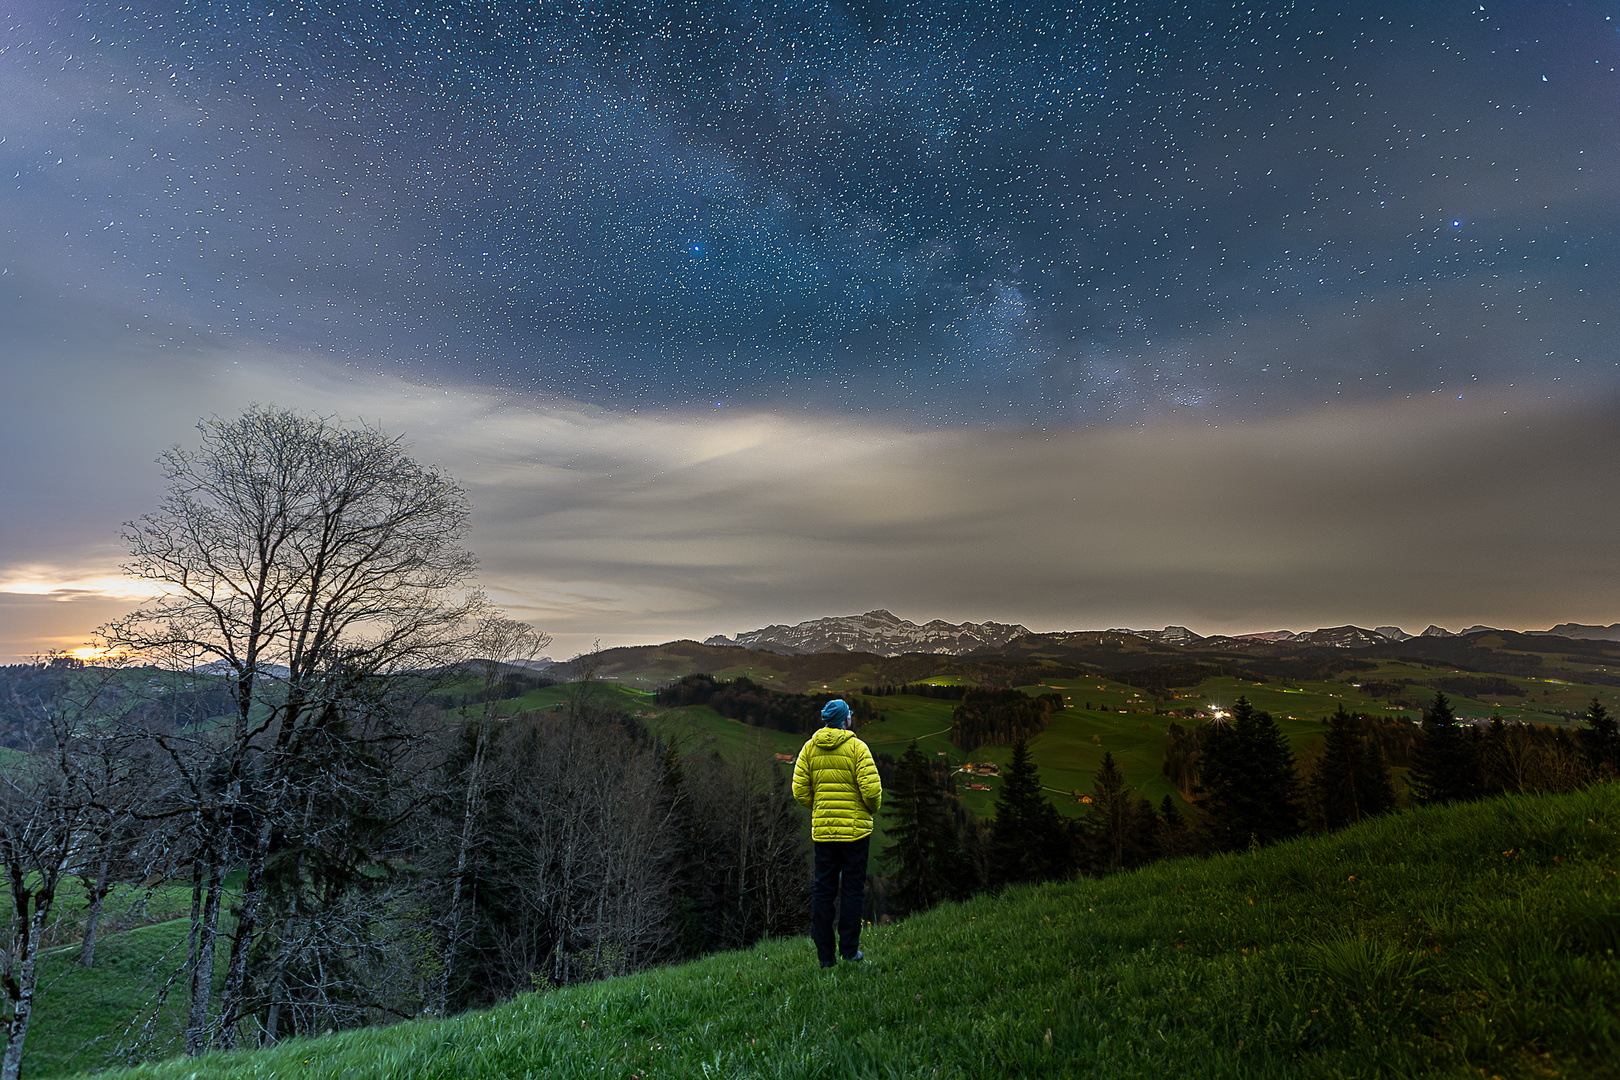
[704,609,1030,656]
[700,612,1620,657]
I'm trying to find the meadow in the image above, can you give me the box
[17,883,210,1077]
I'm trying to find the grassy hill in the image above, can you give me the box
[47,783,1620,1080]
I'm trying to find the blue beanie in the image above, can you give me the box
[820,699,852,727]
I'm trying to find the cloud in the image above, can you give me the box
[0,568,159,602]
[3,339,1617,661]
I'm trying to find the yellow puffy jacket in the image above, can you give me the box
[792,726,883,842]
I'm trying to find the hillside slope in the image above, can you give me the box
[68,785,1620,1080]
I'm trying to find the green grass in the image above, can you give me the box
[51,784,1620,1080]
[649,705,807,760]
[17,884,215,1078]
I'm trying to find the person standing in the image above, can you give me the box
[792,698,883,967]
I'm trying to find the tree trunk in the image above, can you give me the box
[435,723,487,1016]
[185,858,223,1057]
[262,966,287,1047]
[0,889,54,1080]
[215,812,276,1050]
[78,844,114,968]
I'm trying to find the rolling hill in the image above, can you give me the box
[47,783,1620,1080]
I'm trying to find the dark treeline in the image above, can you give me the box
[0,662,87,747]
[1106,663,1258,697]
[949,688,1064,753]
[885,690,1619,937]
[963,661,1083,689]
[1356,674,1525,707]
[860,682,968,700]
[1165,706,1419,796]
[873,737,1191,922]
[1166,699,1391,844]
[432,670,556,710]
[653,674,878,733]
[1433,675,1525,699]
[1394,648,1544,678]
[0,663,240,748]
[1408,692,1608,803]
[1227,654,1375,684]
[1306,706,1400,830]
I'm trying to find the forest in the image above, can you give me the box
[947,687,1065,752]
[653,673,878,731]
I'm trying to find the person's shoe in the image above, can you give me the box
[841,950,863,963]
[820,960,836,969]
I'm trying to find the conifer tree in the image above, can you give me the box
[1578,698,1619,779]
[1310,706,1396,829]
[988,740,1069,888]
[1126,796,1162,867]
[1353,721,1398,818]
[1198,697,1302,850]
[1084,752,1128,872]
[1410,692,1482,804]
[880,741,969,915]
[1158,795,1189,859]
[1238,697,1304,845]
[1482,712,1514,795]
[1195,709,1244,851]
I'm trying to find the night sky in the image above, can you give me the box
[4,1,1619,659]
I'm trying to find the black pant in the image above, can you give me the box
[811,836,868,965]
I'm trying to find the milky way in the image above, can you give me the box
[6,0,1618,423]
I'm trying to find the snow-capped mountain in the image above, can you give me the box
[1531,622,1620,642]
[1292,625,1393,648]
[190,659,292,679]
[1199,626,1406,649]
[704,609,1032,656]
[1106,626,1204,645]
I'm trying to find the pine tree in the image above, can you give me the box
[1125,796,1162,868]
[1198,697,1302,850]
[1409,692,1482,804]
[1578,698,1619,779]
[1158,795,1189,859]
[1482,713,1512,795]
[1311,705,1360,829]
[1310,706,1396,829]
[1353,723,1398,818]
[880,741,969,916]
[1084,752,1128,872]
[989,740,1069,888]
[1195,708,1245,851]
[1239,698,1303,845]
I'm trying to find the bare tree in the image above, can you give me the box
[679,743,809,950]
[0,661,129,1080]
[489,707,675,992]
[101,405,483,1052]
[433,615,551,1017]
